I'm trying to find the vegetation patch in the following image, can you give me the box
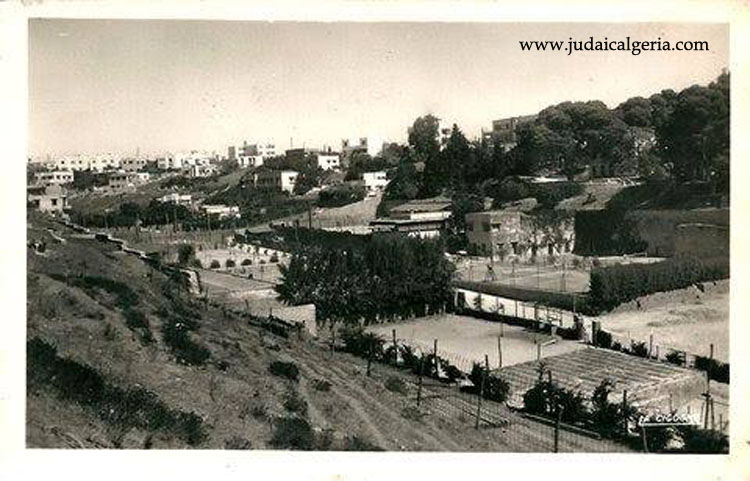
[27,337,207,446]
[268,361,300,382]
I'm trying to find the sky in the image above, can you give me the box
[29,20,728,157]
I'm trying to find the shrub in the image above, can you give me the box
[162,320,210,366]
[224,437,252,450]
[531,182,584,208]
[283,391,309,416]
[270,416,315,450]
[468,363,510,403]
[268,361,299,382]
[241,259,252,266]
[694,356,730,384]
[209,259,221,269]
[311,378,332,392]
[269,253,279,263]
[665,350,685,366]
[177,244,196,266]
[384,376,408,395]
[342,435,384,451]
[225,259,236,268]
[679,426,729,453]
[629,341,649,358]
[595,329,613,349]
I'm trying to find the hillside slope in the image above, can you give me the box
[26,212,624,451]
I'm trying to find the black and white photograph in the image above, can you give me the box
[2,1,748,479]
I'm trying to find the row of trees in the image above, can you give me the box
[275,233,455,325]
[382,71,729,213]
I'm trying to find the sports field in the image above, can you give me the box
[366,313,585,372]
[454,257,591,293]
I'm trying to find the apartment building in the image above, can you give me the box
[253,170,298,194]
[34,171,74,187]
[362,171,388,194]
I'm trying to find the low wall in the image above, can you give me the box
[628,208,729,257]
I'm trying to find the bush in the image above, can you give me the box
[317,184,367,208]
[283,391,309,416]
[224,436,252,450]
[225,259,236,268]
[342,435,384,451]
[177,245,196,266]
[241,259,252,266]
[269,253,279,263]
[311,378,332,392]
[589,256,729,313]
[209,260,220,269]
[629,341,649,358]
[270,416,315,450]
[384,376,408,395]
[679,426,729,453]
[268,361,299,382]
[694,356,730,384]
[595,329,613,349]
[468,363,510,403]
[531,182,584,208]
[162,321,211,366]
[666,350,685,366]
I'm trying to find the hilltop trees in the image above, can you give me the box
[655,72,729,189]
[514,101,635,178]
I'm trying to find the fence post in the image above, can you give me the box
[649,334,653,358]
[497,334,503,369]
[554,403,562,453]
[433,339,438,374]
[367,344,373,377]
[392,329,398,365]
[622,389,628,434]
[475,355,488,429]
[417,354,424,407]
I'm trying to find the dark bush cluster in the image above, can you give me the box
[588,256,729,313]
[694,356,730,384]
[268,361,300,382]
[465,363,510,403]
[317,184,367,208]
[27,338,206,446]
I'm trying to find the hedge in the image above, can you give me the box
[588,255,729,313]
[453,280,591,315]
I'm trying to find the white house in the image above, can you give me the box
[201,204,240,219]
[254,170,298,194]
[27,184,69,214]
[34,171,74,187]
[316,153,341,171]
[108,171,150,192]
[188,164,218,178]
[158,193,193,206]
[363,171,388,194]
[121,158,147,172]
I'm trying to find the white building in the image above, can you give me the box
[316,153,341,171]
[363,171,388,194]
[233,142,277,168]
[108,171,150,192]
[201,204,240,219]
[158,193,193,206]
[27,184,69,214]
[157,155,185,171]
[34,171,74,187]
[254,170,298,194]
[121,158,147,172]
[188,164,218,178]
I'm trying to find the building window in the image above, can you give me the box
[512,241,518,255]
[51,199,57,206]
[482,222,491,232]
